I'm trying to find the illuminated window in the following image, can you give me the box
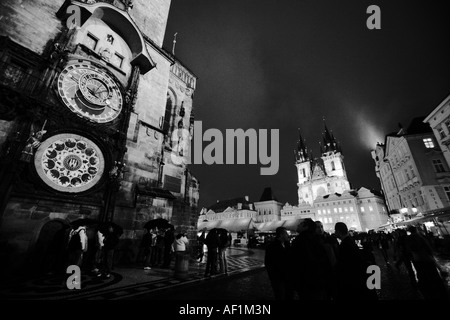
[369,206,373,211]
[423,138,434,148]
[338,207,342,213]
[85,33,98,51]
[318,209,321,215]
[334,208,338,213]
[360,207,365,212]
[327,209,331,214]
[350,207,354,212]
[344,207,348,212]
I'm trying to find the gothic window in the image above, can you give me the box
[163,95,173,135]
[302,168,306,177]
[331,161,335,171]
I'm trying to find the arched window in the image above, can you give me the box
[163,94,173,135]
[331,161,336,171]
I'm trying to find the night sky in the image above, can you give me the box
[161,0,450,210]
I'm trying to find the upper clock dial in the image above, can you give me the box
[57,63,123,123]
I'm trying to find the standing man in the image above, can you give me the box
[98,225,120,279]
[265,227,293,300]
[334,222,378,300]
[204,229,219,277]
[218,230,231,275]
[67,224,88,268]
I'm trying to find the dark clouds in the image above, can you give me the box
[162,0,450,209]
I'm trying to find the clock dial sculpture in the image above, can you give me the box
[34,133,105,193]
[57,63,123,123]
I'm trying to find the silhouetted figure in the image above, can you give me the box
[98,225,120,278]
[378,232,391,265]
[218,230,232,275]
[197,230,206,262]
[291,218,333,300]
[143,228,156,270]
[265,227,294,300]
[66,225,88,268]
[405,226,448,300]
[204,229,220,277]
[162,227,175,268]
[155,230,165,266]
[393,228,417,288]
[334,222,378,300]
[316,221,339,299]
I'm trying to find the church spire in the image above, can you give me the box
[322,117,339,154]
[295,128,309,163]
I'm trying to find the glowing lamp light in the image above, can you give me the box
[400,208,408,214]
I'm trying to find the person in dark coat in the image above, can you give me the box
[291,218,333,300]
[98,225,120,279]
[334,222,378,300]
[204,229,220,277]
[405,226,448,300]
[162,226,175,268]
[265,227,293,300]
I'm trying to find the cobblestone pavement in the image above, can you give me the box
[1,245,448,300]
[0,247,265,300]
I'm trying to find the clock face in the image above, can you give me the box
[57,63,123,123]
[34,133,105,193]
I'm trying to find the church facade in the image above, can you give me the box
[295,124,351,205]
[282,122,389,232]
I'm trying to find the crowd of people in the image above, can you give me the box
[264,218,449,300]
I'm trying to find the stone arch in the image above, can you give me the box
[28,217,71,276]
[61,1,155,74]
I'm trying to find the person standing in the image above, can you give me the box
[155,229,165,267]
[98,225,119,279]
[67,224,88,268]
[92,229,105,274]
[291,218,332,300]
[265,227,293,300]
[162,226,175,268]
[173,231,189,269]
[405,226,448,300]
[143,228,155,270]
[218,230,231,275]
[334,222,378,300]
[204,229,219,277]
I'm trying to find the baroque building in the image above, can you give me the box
[0,0,199,276]
[371,117,450,217]
[424,93,450,169]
